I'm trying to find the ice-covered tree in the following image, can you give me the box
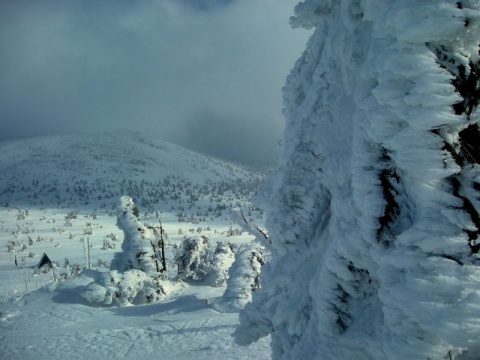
[214,242,265,312]
[236,1,480,359]
[205,241,236,287]
[175,235,211,281]
[110,196,158,276]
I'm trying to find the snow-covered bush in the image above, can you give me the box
[175,236,211,281]
[205,241,236,287]
[110,196,159,276]
[82,269,167,306]
[175,237,236,286]
[215,242,264,312]
[102,239,115,250]
[236,1,480,360]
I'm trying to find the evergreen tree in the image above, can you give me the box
[236,1,480,359]
[110,196,157,276]
[175,236,211,281]
[215,242,264,312]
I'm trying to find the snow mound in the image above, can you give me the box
[82,269,174,306]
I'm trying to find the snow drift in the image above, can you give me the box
[236,1,480,359]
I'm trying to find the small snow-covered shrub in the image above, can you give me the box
[82,269,167,306]
[83,223,94,235]
[65,211,77,220]
[96,258,109,268]
[102,239,115,250]
[6,240,18,252]
[175,236,210,281]
[226,226,243,237]
[214,242,264,312]
[71,263,81,276]
[205,241,236,287]
[175,238,240,286]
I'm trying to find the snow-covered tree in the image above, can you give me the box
[175,235,211,281]
[236,1,480,359]
[215,242,265,312]
[110,196,158,276]
[205,241,236,287]
[175,237,237,286]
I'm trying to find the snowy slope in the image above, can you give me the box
[0,130,263,208]
[0,131,269,359]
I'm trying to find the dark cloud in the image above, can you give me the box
[0,0,309,163]
[181,110,282,163]
[177,0,234,11]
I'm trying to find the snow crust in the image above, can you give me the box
[237,1,480,359]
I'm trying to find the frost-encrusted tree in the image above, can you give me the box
[110,196,158,276]
[214,242,265,312]
[83,196,170,307]
[206,241,236,287]
[175,235,211,281]
[236,1,480,359]
[175,237,237,286]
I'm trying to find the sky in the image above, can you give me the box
[0,0,310,163]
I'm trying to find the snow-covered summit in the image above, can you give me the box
[0,131,263,208]
[0,130,259,183]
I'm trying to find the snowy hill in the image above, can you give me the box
[0,131,270,359]
[0,130,264,208]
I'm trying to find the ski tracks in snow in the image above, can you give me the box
[0,290,271,360]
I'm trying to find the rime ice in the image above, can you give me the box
[237,1,480,359]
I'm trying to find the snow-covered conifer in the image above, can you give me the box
[205,241,236,287]
[110,196,158,276]
[215,242,264,312]
[236,1,480,359]
[175,236,211,281]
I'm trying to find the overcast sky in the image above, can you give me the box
[0,0,309,163]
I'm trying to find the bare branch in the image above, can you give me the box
[239,209,270,244]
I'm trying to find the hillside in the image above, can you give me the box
[0,130,264,209]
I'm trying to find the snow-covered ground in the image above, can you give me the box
[0,276,270,359]
[0,132,271,359]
